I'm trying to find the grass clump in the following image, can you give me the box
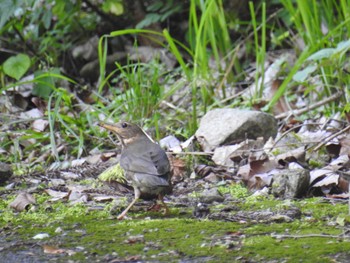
[218,183,250,199]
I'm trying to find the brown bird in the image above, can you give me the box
[99,121,172,220]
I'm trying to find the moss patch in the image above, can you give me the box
[1,194,350,262]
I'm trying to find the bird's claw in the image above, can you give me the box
[147,202,170,215]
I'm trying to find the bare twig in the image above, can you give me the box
[218,88,249,104]
[0,48,18,55]
[313,125,350,152]
[160,100,187,113]
[275,91,343,120]
[271,122,324,151]
[271,233,348,239]
[167,151,213,156]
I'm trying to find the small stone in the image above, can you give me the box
[193,203,210,218]
[33,233,50,239]
[5,182,15,189]
[55,227,63,233]
[200,188,224,203]
[160,135,182,152]
[212,145,240,166]
[203,172,220,183]
[271,214,293,222]
[50,179,65,187]
[271,169,310,198]
[0,162,12,185]
[125,235,145,244]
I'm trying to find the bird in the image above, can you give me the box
[99,121,172,220]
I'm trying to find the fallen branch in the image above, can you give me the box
[168,151,213,156]
[275,91,343,120]
[313,125,350,152]
[271,233,347,239]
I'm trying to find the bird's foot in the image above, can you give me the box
[117,213,126,220]
[147,203,162,212]
[147,202,170,216]
[116,197,138,220]
[162,205,170,216]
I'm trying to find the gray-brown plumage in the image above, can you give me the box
[99,121,172,220]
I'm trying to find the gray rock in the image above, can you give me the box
[212,138,265,166]
[193,202,210,218]
[0,162,12,185]
[271,169,310,198]
[159,135,182,152]
[49,179,66,187]
[200,188,224,203]
[212,145,239,166]
[195,109,277,152]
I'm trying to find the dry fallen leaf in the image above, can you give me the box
[9,192,36,211]
[110,255,141,263]
[44,189,71,202]
[309,169,335,184]
[93,195,115,202]
[43,245,66,254]
[42,245,76,256]
[309,155,350,188]
[312,172,339,188]
[249,159,278,175]
[124,235,145,244]
[168,155,186,183]
[275,147,306,167]
[339,134,350,155]
[212,144,241,166]
[32,119,49,132]
[269,79,291,115]
[324,155,350,170]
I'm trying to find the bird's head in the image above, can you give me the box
[99,121,152,146]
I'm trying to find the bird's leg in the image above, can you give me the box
[158,194,169,216]
[117,189,140,220]
[146,195,169,215]
[147,201,160,211]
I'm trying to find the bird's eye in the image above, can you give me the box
[121,122,128,128]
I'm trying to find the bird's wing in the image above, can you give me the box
[133,173,169,188]
[120,142,170,176]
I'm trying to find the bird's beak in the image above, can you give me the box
[99,122,120,133]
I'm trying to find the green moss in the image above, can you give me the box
[218,183,250,198]
[65,218,243,261]
[242,234,350,263]
[1,194,350,262]
[98,163,126,183]
[309,157,327,168]
[0,193,91,225]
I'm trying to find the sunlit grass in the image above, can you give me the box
[1,0,350,166]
